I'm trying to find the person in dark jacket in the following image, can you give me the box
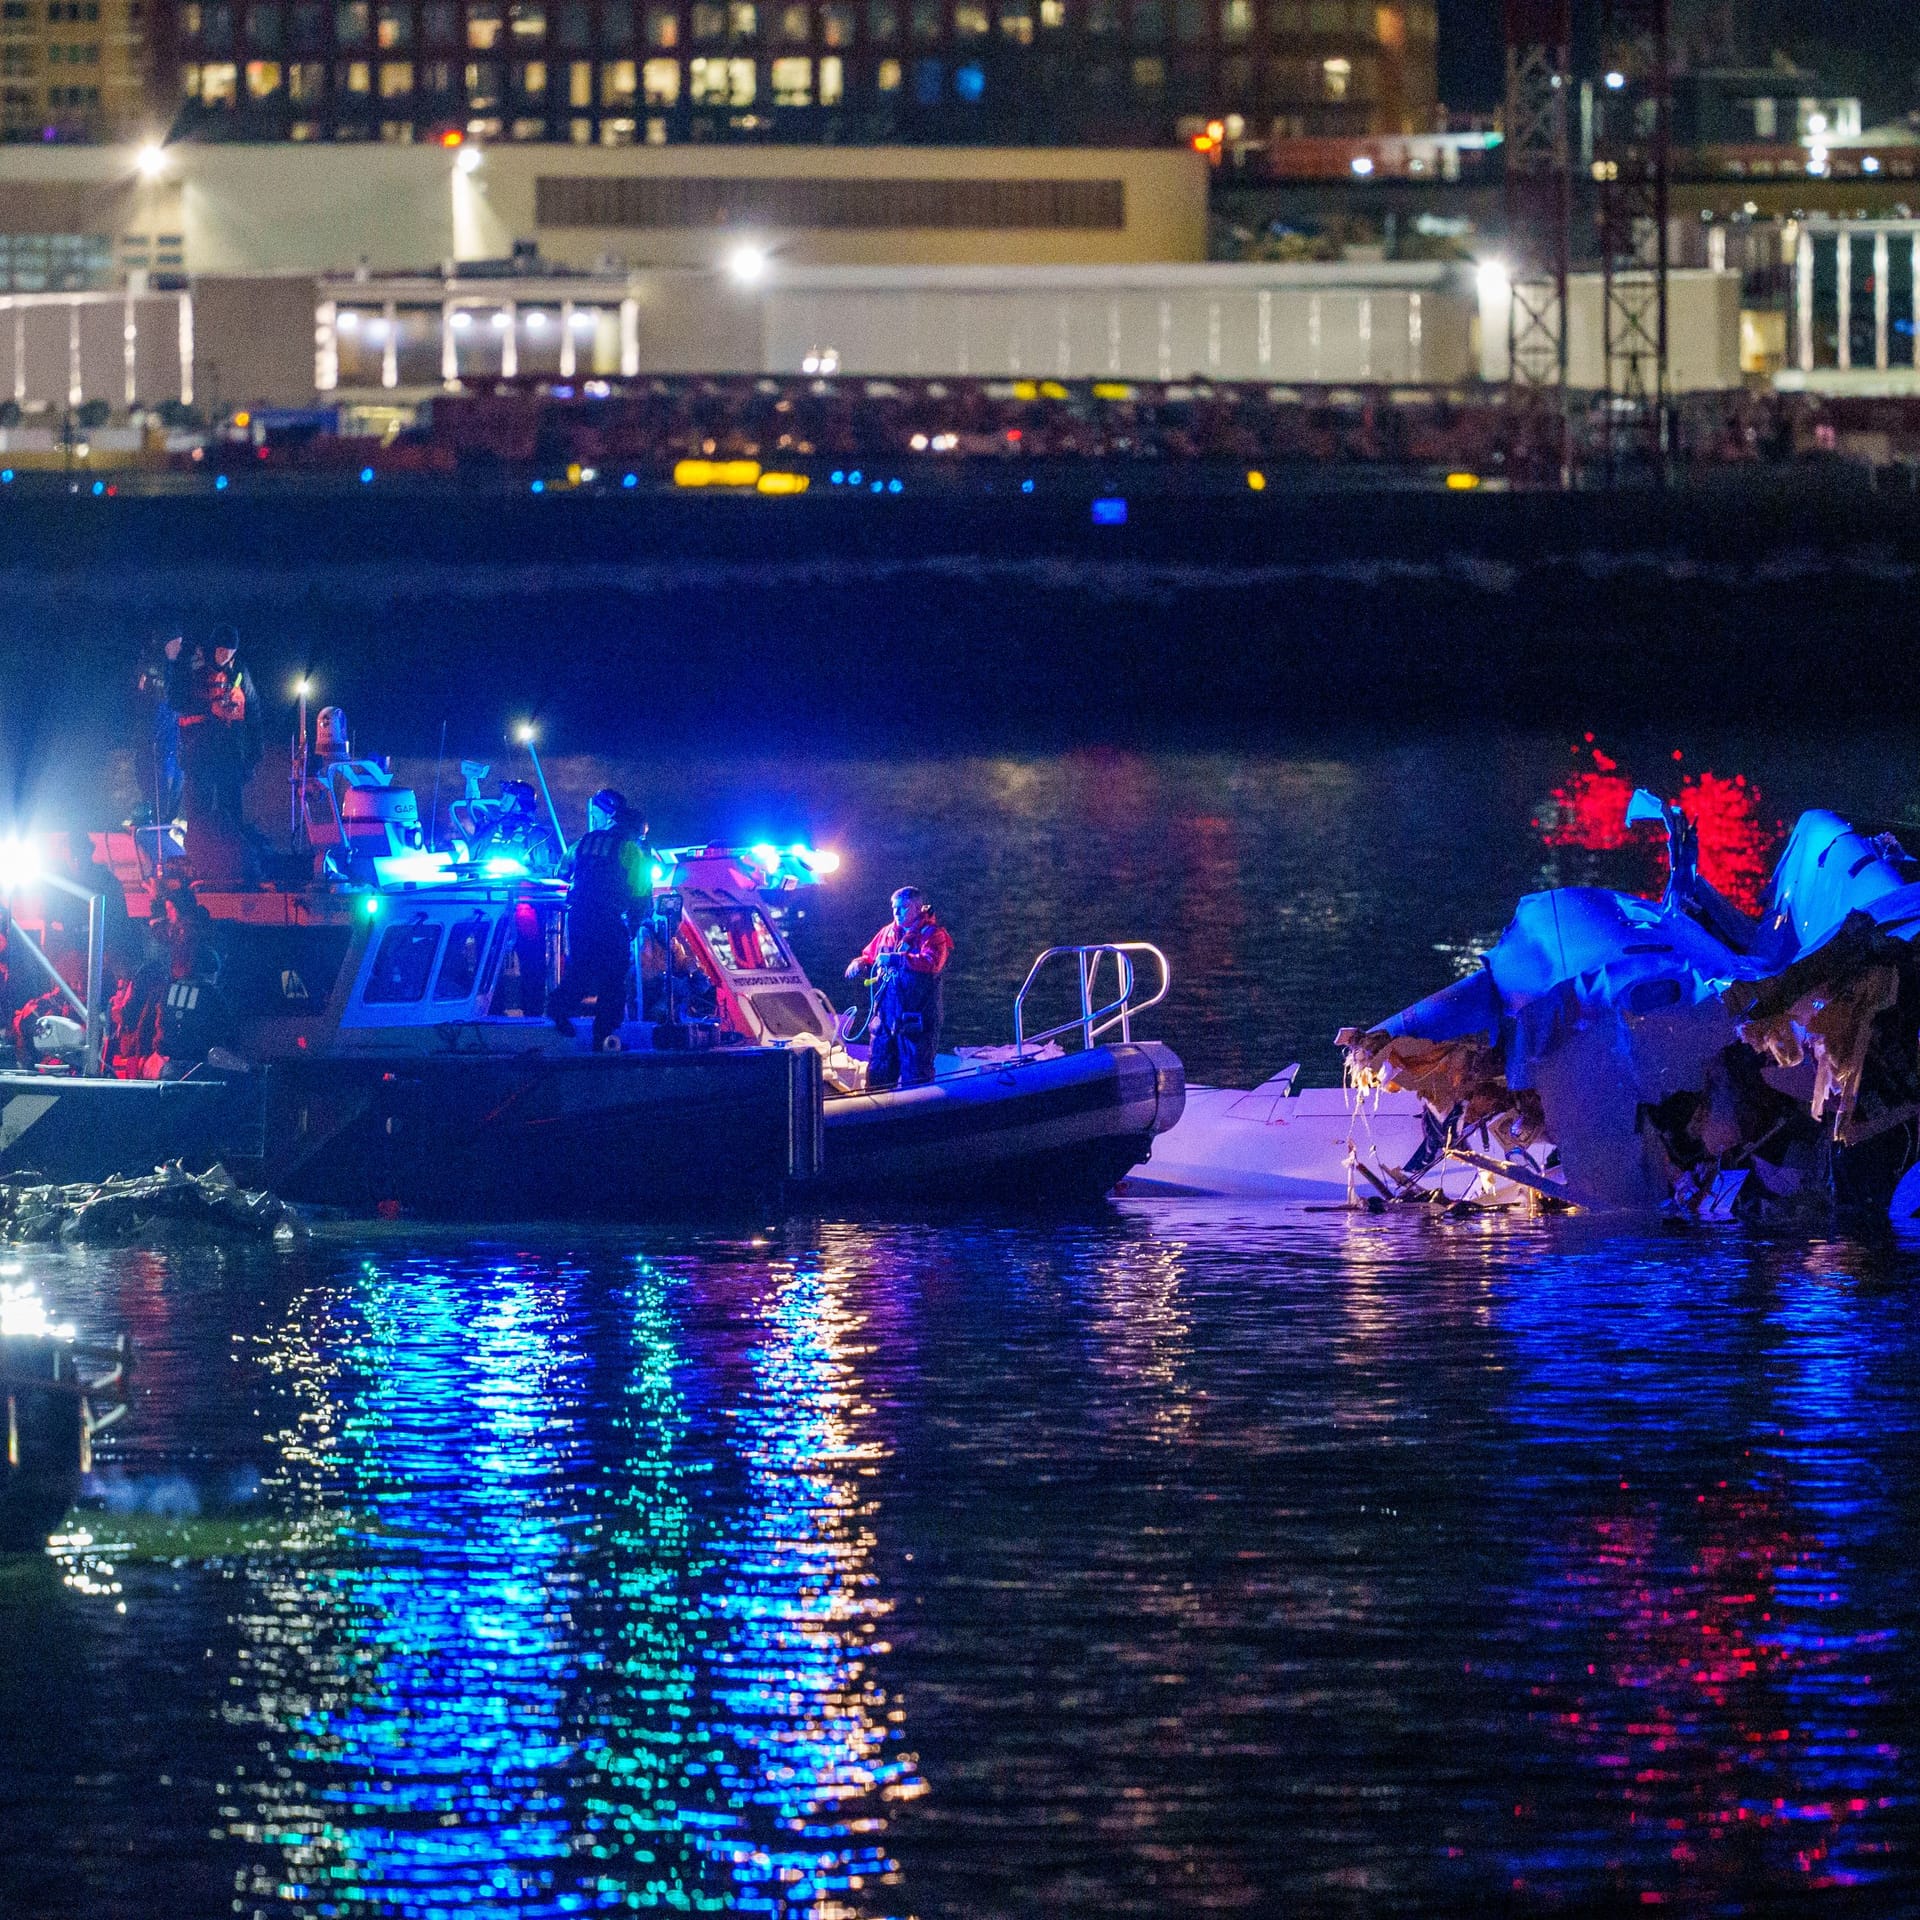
[155,935,236,1078]
[548,789,649,1048]
[845,886,953,1089]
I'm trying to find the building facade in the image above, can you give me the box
[165,0,1432,149]
[2,0,152,147]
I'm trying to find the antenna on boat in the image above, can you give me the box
[427,720,447,851]
[516,721,569,855]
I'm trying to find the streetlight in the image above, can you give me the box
[726,242,770,287]
[135,142,167,179]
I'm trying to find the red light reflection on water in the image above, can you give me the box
[1535,743,1781,914]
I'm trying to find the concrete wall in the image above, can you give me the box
[759,262,1479,383]
[1477,267,1744,392]
[0,142,1207,278]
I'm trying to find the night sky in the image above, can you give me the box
[1436,0,1920,119]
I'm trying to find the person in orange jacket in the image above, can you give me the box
[845,886,953,1089]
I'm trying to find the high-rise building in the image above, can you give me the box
[166,0,1433,147]
[2,0,153,142]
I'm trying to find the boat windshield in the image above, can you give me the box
[694,905,789,974]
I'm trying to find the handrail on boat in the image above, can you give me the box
[1012,943,1170,1059]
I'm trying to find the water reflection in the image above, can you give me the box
[201,1244,917,1917]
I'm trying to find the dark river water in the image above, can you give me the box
[8,733,1920,1918]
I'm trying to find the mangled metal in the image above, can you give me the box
[0,1162,308,1246]
[1340,795,1920,1220]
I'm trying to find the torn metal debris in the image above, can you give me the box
[1341,794,1920,1220]
[0,1163,308,1246]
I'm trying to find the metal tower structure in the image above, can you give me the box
[1502,0,1572,401]
[1594,0,1670,477]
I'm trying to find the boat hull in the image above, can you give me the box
[250,1045,823,1217]
[0,1073,243,1185]
[818,1041,1184,1204]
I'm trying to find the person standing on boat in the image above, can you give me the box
[549,788,649,1049]
[845,886,953,1090]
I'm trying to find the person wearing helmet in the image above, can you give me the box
[549,788,649,1049]
[845,885,953,1089]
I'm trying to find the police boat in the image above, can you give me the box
[0,772,1183,1216]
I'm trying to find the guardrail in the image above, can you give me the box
[1013,942,1170,1058]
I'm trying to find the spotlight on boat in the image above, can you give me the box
[0,834,38,893]
[750,842,780,869]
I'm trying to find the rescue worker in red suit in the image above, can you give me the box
[549,789,649,1049]
[845,886,953,1089]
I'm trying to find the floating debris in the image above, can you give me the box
[0,1163,306,1246]
[1343,793,1920,1222]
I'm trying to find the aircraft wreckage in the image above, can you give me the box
[1340,793,1920,1221]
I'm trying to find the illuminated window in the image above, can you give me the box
[374,0,405,40]
[1320,50,1346,95]
[641,49,675,95]
[600,109,634,136]
[1218,0,1247,36]
[1129,49,1159,84]
[818,1,849,42]
[340,53,370,82]
[775,0,802,31]
[874,50,898,82]
[818,47,838,94]
[420,53,453,81]
[516,53,544,84]
[510,110,542,129]
[997,1,1030,40]
[466,0,501,44]
[378,53,410,85]
[1038,0,1061,21]
[244,51,281,85]
[569,110,589,132]
[727,0,755,31]
[770,49,806,95]
[567,53,587,97]
[288,56,323,92]
[688,47,725,92]
[953,55,980,92]
[953,0,986,30]
[463,53,495,92]
[600,51,634,94]
[182,59,203,93]
[381,114,416,133]
[726,49,752,93]
[199,56,237,96]
[644,4,675,42]
[510,0,541,32]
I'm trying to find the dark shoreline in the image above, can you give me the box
[2,470,1917,794]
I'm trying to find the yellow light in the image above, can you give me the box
[1092,382,1133,401]
[1445,471,1481,491]
[1246,469,1266,491]
[1039,380,1068,400]
[673,458,714,487]
[716,458,762,487]
[234,410,251,428]
[754,470,810,495]
[1011,380,1038,401]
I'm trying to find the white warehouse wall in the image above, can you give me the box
[1477,267,1743,392]
[761,263,1481,385]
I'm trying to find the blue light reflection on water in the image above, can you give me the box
[12,1207,1920,1918]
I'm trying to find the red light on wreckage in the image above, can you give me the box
[1536,743,1781,913]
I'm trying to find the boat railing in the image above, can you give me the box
[1013,943,1170,1058]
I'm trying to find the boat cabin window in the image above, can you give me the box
[695,905,789,974]
[363,918,443,1003]
[432,911,494,1001]
[479,913,512,999]
[752,988,831,1039]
